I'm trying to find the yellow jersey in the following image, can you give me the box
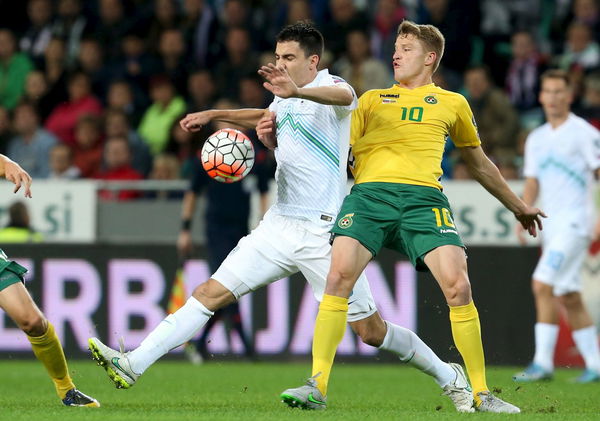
[350,83,481,189]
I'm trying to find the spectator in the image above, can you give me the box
[45,71,103,146]
[181,0,219,68]
[0,106,13,155]
[214,27,260,101]
[74,37,114,100]
[321,0,370,59]
[418,0,481,90]
[51,0,88,67]
[39,37,69,103]
[145,152,184,200]
[0,28,34,110]
[96,135,143,201]
[370,0,407,62]
[86,0,134,61]
[557,22,600,72]
[186,70,217,112]
[19,0,54,67]
[7,102,57,178]
[333,30,392,97]
[23,70,59,123]
[577,70,600,129]
[165,116,199,177]
[48,142,80,179]
[464,65,520,162]
[137,75,186,155]
[156,28,190,95]
[0,201,43,243]
[506,31,548,112]
[104,108,152,176]
[105,79,144,127]
[146,0,183,54]
[72,114,104,178]
[113,28,160,107]
[239,73,271,109]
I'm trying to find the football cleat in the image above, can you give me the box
[573,369,600,383]
[475,391,520,413]
[88,337,139,389]
[513,363,553,382]
[280,376,327,410]
[62,388,100,407]
[442,363,474,413]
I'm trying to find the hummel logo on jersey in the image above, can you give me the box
[380,94,399,98]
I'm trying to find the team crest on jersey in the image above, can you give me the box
[424,95,437,104]
[338,213,354,229]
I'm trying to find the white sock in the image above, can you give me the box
[533,322,559,372]
[379,321,455,387]
[128,297,214,374]
[572,326,600,372]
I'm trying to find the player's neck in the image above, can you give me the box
[547,112,570,129]
[395,74,433,90]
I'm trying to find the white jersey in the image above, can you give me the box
[268,69,357,231]
[523,113,600,237]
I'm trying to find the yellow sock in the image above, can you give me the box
[449,301,488,401]
[27,322,75,399]
[311,294,348,396]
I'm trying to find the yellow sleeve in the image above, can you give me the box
[449,94,481,147]
[350,93,370,146]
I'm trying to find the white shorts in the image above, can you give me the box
[212,211,377,322]
[533,232,590,296]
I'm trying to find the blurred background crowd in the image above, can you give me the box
[0,0,598,193]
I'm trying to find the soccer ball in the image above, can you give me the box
[200,128,255,183]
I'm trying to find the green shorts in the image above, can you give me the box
[331,182,465,271]
[0,249,27,292]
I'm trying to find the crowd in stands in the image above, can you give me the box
[0,0,598,197]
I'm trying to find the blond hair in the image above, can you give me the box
[397,20,445,72]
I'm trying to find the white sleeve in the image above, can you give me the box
[268,98,279,113]
[582,126,600,171]
[523,134,538,178]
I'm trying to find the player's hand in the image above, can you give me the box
[514,206,546,238]
[177,230,193,257]
[515,223,527,245]
[258,63,299,98]
[4,158,32,198]
[180,112,210,132]
[256,111,278,150]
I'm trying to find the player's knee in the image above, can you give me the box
[444,277,471,304]
[558,292,583,310]
[356,328,384,347]
[19,312,46,336]
[532,280,553,298]
[192,279,235,310]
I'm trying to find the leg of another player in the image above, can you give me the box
[0,282,98,405]
[558,292,600,377]
[312,236,372,396]
[531,280,559,373]
[350,313,456,387]
[126,278,235,375]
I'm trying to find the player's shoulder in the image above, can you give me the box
[319,69,349,87]
[526,123,549,143]
[430,86,469,106]
[569,113,600,137]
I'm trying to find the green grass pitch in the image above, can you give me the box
[1,360,599,420]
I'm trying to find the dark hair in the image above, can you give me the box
[275,21,324,59]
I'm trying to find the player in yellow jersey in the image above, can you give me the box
[282,20,546,413]
[0,154,99,407]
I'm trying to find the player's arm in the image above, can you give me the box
[177,190,197,257]
[258,63,353,106]
[459,145,546,237]
[180,108,266,132]
[0,154,32,197]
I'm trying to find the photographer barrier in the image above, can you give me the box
[0,244,542,364]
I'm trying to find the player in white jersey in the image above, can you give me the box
[88,23,474,411]
[514,69,600,383]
